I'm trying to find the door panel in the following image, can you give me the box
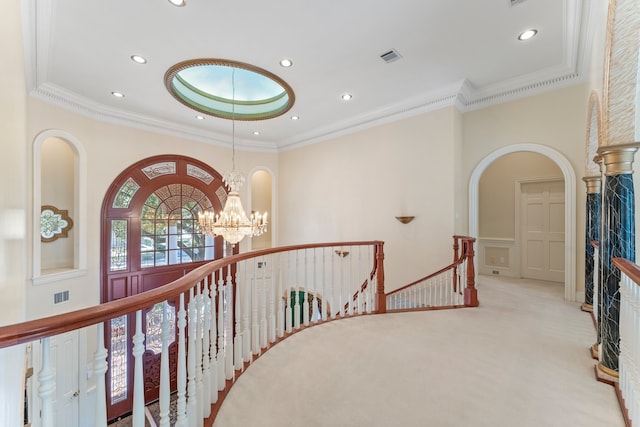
[52,331,79,427]
[521,180,565,283]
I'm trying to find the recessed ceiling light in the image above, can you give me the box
[342,93,353,101]
[280,59,293,67]
[168,0,186,6]
[518,29,538,41]
[131,55,147,64]
[291,115,299,120]
[111,91,125,98]
[195,115,204,120]
[253,131,260,135]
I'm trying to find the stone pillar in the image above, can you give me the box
[596,145,638,380]
[581,176,601,312]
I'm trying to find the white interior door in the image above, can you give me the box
[521,180,565,283]
[52,331,80,427]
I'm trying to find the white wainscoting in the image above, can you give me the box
[478,238,517,278]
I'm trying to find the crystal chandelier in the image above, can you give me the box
[197,69,268,245]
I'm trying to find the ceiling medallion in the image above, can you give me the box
[165,59,295,121]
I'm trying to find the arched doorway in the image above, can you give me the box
[100,155,230,421]
[469,143,577,301]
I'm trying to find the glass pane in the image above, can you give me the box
[183,199,197,211]
[168,184,181,196]
[186,164,214,185]
[204,235,215,261]
[110,315,128,404]
[155,186,171,201]
[155,250,168,266]
[155,220,168,236]
[136,184,218,268]
[146,193,160,208]
[141,162,176,179]
[145,303,176,355]
[141,251,155,268]
[141,204,156,219]
[156,202,169,219]
[181,184,195,198]
[168,249,192,264]
[141,220,154,236]
[110,220,127,271]
[113,178,140,208]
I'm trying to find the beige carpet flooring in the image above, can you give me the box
[213,275,624,427]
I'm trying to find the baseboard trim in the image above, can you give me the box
[614,382,632,427]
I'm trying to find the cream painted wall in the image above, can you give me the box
[479,152,563,239]
[0,0,27,328]
[250,169,272,250]
[460,84,590,294]
[0,0,27,424]
[278,108,458,291]
[453,107,466,233]
[25,98,278,320]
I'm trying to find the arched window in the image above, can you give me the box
[100,155,230,421]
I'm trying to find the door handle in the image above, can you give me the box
[72,391,79,398]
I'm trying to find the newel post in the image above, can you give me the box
[375,242,386,313]
[464,238,479,307]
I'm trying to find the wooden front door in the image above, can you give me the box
[101,155,230,421]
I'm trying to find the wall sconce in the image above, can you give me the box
[335,249,350,258]
[395,216,415,224]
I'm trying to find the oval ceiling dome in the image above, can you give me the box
[165,59,295,121]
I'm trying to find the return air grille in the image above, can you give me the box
[54,290,69,304]
[380,49,401,63]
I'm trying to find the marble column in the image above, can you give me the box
[582,176,601,312]
[597,145,637,379]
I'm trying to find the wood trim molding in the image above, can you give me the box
[469,143,577,301]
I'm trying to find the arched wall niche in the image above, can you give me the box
[32,130,87,284]
[248,167,274,250]
[469,143,577,301]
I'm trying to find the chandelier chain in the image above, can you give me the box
[231,68,236,172]
[196,66,268,245]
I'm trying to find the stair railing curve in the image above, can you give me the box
[0,241,385,427]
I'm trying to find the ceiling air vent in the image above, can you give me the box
[380,49,401,63]
[509,0,527,6]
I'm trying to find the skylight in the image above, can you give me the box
[165,59,295,120]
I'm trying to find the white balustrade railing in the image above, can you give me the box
[1,241,385,427]
[386,236,476,311]
[615,258,640,426]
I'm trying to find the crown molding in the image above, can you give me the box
[23,0,591,154]
[30,84,278,153]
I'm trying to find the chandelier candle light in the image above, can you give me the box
[197,68,268,245]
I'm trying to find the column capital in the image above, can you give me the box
[582,175,602,194]
[597,143,640,175]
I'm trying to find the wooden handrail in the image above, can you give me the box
[387,236,476,296]
[613,257,640,286]
[0,241,384,349]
